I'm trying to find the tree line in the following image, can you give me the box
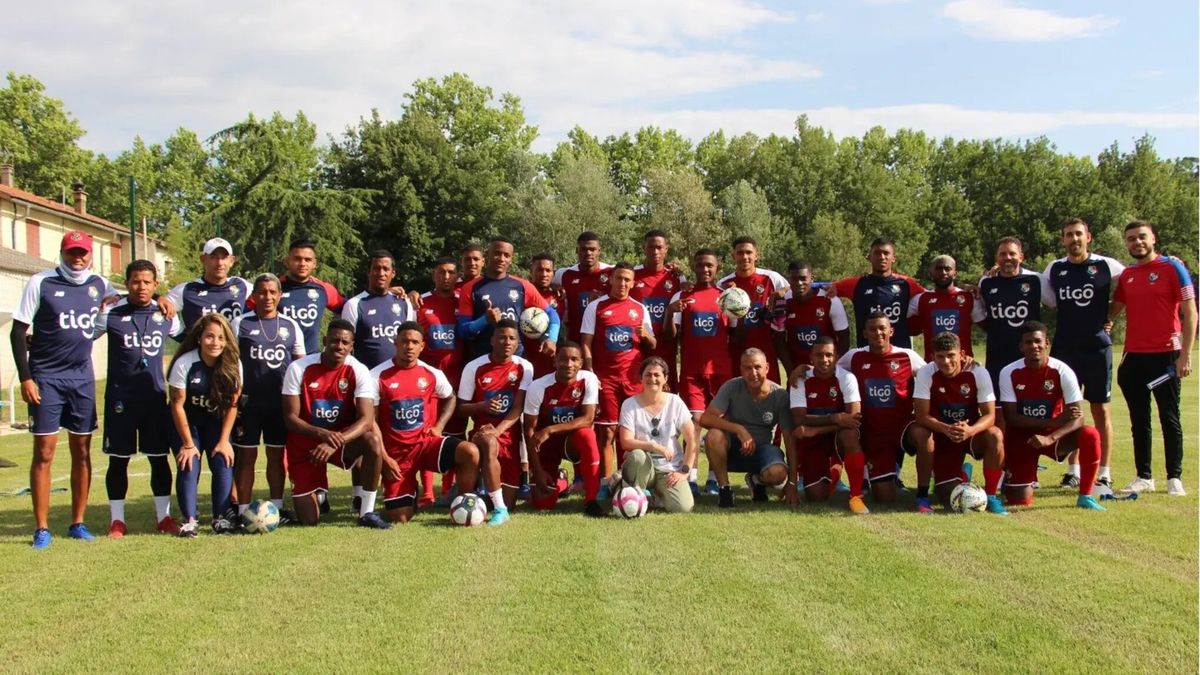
[2,70,1196,294]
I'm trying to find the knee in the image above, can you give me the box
[761,464,787,485]
[32,445,56,465]
[458,441,480,468]
[625,448,648,465]
[704,432,727,455]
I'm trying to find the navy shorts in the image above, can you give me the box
[722,432,787,475]
[103,395,169,457]
[1051,346,1112,404]
[234,405,287,448]
[169,419,226,455]
[30,377,97,435]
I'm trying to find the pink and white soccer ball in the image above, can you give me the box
[612,485,649,518]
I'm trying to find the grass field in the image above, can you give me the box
[0,360,1196,673]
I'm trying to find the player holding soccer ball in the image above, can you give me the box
[718,236,789,383]
[522,342,604,516]
[373,323,481,524]
[910,332,1007,515]
[457,236,560,360]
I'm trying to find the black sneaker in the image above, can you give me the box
[356,511,392,530]
[1096,476,1112,488]
[584,499,605,518]
[318,490,331,514]
[1059,473,1080,489]
[211,516,238,535]
[744,474,768,502]
[278,509,297,526]
[718,485,735,508]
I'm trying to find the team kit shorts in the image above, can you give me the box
[596,379,642,426]
[30,376,97,436]
[859,421,917,482]
[679,370,732,413]
[382,435,458,509]
[233,404,288,448]
[932,435,985,487]
[800,434,848,490]
[286,438,359,498]
[1052,347,1113,404]
[103,395,169,457]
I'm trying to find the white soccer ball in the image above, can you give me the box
[449,494,488,527]
[717,287,752,320]
[519,306,550,339]
[950,482,988,513]
[612,484,649,519]
[241,500,280,534]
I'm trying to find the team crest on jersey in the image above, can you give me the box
[417,377,428,390]
[960,384,971,395]
[888,361,900,372]
[1043,379,1054,392]
[507,372,518,384]
[279,326,290,340]
[152,312,164,324]
[338,378,349,392]
[600,274,609,284]
[231,285,240,297]
[1019,283,1030,294]
[762,411,774,424]
[114,401,124,414]
[307,289,319,299]
[571,388,582,399]
[1087,266,1098,276]
[391,303,402,315]
[815,308,826,318]
[627,309,638,320]
[955,295,965,305]
[665,280,674,290]
[827,387,837,398]
[1148,272,1159,283]
[755,284,765,295]
[508,289,519,302]
[88,286,99,300]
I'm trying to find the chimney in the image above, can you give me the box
[0,164,11,187]
[73,181,87,215]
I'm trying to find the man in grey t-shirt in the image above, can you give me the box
[700,348,795,507]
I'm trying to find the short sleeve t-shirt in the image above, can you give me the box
[618,393,693,473]
[709,378,794,447]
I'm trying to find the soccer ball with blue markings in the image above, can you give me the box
[242,500,280,533]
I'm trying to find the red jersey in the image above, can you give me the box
[913,363,994,426]
[998,357,1082,431]
[523,285,561,378]
[281,354,377,448]
[458,354,535,445]
[671,286,733,377]
[788,368,861,415]
[416,291,462,383]
[1113,255,1195,353]
[554,263,614,343]
[372,359,454,452]
[632,264,686,365]
[907,287,977,360]
[522,370,601,427]
[782,292,849,366]
[580,295,653,386]
[837,346,925,428]
[719,268,788,375]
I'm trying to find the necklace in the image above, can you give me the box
[260,314,280,342]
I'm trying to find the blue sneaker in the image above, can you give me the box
[985,495,1009,516]
[596,484,611,503]
[833,480,850,493]
[31,528,51,550]
[704,479,720,496]
[434,485,457,508]
[961,462,974,484]
[67,522,95,541]
[356,511,393,530]
[517,483,532,501]
[1076,495,1106,511]
[915,497,934,514]
[487,506,510,527]
[689,481,700,497]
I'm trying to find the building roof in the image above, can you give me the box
[0,245,51,275]
[0,183,127,235]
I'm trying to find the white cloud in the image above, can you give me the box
[942,0,1118,41]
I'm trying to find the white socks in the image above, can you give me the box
[110,500,125,523]
[237,504,248,516]
[490,490,506,511]
[153,495,171,520]
[1069,464,1081,478]
[360,490,377,515]
[1098,466,1111,481]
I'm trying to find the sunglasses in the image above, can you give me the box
[650,417,661,438]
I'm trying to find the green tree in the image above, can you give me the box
[643,168,722,268]
[0,72,93,199]
[802,211,865,282]
[715,179,797,273]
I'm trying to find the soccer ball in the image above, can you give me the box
[519,306,550,339]
[241,500,280,533]
[950,483,988,513]
[717,287,752,320]
[612,484,649,518]
[449,494,488,527]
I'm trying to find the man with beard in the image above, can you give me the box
[907,255,978,362]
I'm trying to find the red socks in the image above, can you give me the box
[845,452,866,498]
[983,468,1003,496]
[1076,426,1101,497]
[571,427,602,501]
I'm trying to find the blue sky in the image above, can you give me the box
[8,0,1197,159]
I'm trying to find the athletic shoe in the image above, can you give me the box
[744,474,768,502]
[517,483,532,501]
[178,521,199,538]
[718,485,735,508]
[1167,478,1186,496]
[211,516,238,535]
[704,479,720,496]
[356,511,392,530]
[569,476,584,495]
[833,480,850,494]
[67,522,95,541]
[895,477,910,492]
[435,486,457,508]
[276,510,297,527]
[848,496,870,515]
[1076,495,1106,511]
[584,500,605,518]
[596,483,611,503]
[1119,477,1155,494]
[487,506,511,527]
[1096,476,1112,488]
[31,528,51,550]
[156,516,182,535]
[108,520,127,539]
[319,491,331,514]
[961,462,974,484]
[689,481,700,497]
[985,495,1009,516]
[915,497,934,514]
[1059,473,1080,489]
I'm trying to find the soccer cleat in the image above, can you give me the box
[833,480,850,494]
[704,479,720,496]
[109,520,127,539]
[356,511,392,530]
[31,528,51,550]
[1076,495,1106,511]
[1096,476,1112,488]
[915,497,934,514]
[319,491,331,514]
[487,506,511,527]
[985,495,1009,516]
[178,521,199,538]
[67,522,96,541]
[211,516,238,535]
[596,483,612,503]
[569,476,584,495]
[517,483,532,501]
[1119,477,1155,494]
[745,474,768,502]
[718,485,735,508]
[689,481,701,497]
[277,510,297,527]
[848,496,870,515]
[584,500,605,518]
[156,516,182,535]
[1059,473,1080,489]
[1167,478,1186,496]
[435,486,457,508]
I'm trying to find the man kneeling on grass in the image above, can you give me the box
[699,348,795,508]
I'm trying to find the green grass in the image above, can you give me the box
[0,357,1196,673]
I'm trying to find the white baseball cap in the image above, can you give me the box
[203,237,234,255]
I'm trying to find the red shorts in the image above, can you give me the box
[497,432,522,488]
[597,378,641,425]
[286,438,356,498]
[679,370,732,413]
[799,433,848,489]
[859,420,915,481]
[933,435,983,486]
[1003,429,1064,488]
[383,435,456,506]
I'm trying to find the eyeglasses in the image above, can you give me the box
[650,417,660,438]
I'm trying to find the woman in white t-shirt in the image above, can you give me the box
[617,356,698,513]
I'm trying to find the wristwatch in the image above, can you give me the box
[680,464,691,474]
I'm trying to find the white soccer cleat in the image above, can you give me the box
[1118,477,1156,494]
[1166,478,1186,496]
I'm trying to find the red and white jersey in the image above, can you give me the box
[372,359,453,452]
[580,294,653,385]
[913,363,994,426]
[281,354,377,434]
[523,370,600,427]
[788,367,860,415]
[781,292,848,366]
[523,285,561,378]
[671,286,733,377]
[837,346,925,427]
[718,268,788,354]
[907,287,977,360]
[998,357,1082,427]
[458,354,535,429]
[1113,256,1195,353]
[416,291,462,384]
[554,263,614,343]
[632,264,686,336]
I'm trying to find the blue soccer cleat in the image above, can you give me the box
[31,528,51,550]
[834,479,850,493]
[915,496,934,514]
[704,479,720,496]
[356,511,393,530]
[67,522,96,541]
[1076,495,1106,511]
[985,495,1009,516]
[689,481,701,497]
[596,483,611,503]
[487,506,510,527]
[517,483,532,501]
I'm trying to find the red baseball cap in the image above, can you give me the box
[60,230,93,253]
